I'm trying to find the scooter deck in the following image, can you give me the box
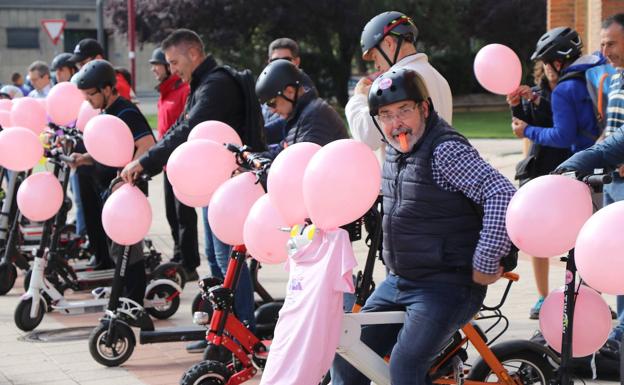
[75,269,115,282]
[140,326,207,344]
[52,298,108,315]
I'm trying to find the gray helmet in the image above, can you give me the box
[530,27,583,63]
[72,59,117,90]
[51,53,77,72]
[361,11,418,60]
[149,47,167,65]
[255,59,302,104]
[368,68,429,116]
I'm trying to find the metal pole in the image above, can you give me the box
[127,0,136,92]
[96,0,105,48]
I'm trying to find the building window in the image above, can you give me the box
[7,28,39,49]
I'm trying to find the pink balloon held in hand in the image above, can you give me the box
[46,82,85,126]
[83,114,134,167]
[17,172,64,221]
[0,99,13,112]
[173,187,212,208]
[102,184,152,245]
[474,44,522,95]
[0,110,12,128]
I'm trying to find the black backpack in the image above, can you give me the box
[216,65,267,152]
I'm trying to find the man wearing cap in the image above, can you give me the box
[149,47,200,278]
[69,38,132,100]
[331,69,515,385]
[347,11,452,164]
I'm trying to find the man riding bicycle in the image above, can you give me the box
[331,69,516,385]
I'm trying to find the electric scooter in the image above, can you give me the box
[14,156,182,332]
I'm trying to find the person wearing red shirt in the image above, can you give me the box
[149,47,201,279]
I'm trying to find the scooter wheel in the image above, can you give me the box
[88,323,135,367]
[152,262,186,289]
[180,360,231,385]
[191,291,213,317]
[14,296,46,331]
[146,283,180,320]
[0,263,17,295]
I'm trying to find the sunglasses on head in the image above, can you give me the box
[269,57,294,63]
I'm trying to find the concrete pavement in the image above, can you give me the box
[0,135,619,384]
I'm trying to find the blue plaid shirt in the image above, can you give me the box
[432,141,516,275]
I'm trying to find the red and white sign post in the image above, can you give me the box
[41,19,66,45]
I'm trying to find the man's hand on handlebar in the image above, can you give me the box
[473,266,503,286]
[120,159,144,184]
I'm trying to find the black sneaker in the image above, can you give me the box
[186,339,207,353]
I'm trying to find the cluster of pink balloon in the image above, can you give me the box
[473,44,522,95]
[505,174,613,356]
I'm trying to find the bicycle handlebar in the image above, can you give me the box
[581,173,612,187]
[502,272,519,282]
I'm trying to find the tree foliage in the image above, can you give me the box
[107,0,546,104]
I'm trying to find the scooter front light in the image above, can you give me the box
[193,311,210,325]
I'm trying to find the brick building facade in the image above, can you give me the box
[548,0,624,52]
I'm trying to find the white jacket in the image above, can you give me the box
[346,53,453,163]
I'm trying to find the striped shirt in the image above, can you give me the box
[432,141,516,275]
[604,70,624,137]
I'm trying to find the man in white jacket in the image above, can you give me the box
[347,11,453,162]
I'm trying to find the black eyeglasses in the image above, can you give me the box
[269,57,294,63]
[266,97,278,108]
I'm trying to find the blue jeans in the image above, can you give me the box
[69,172,87,236]
[202,206,255,330]
[332,274,486,385]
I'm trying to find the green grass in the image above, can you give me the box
[146,110,513,139]
[146,114,157,130]
[453,110,515,139]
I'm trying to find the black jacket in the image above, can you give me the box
[139,56,245,175]
[283,89,348,147]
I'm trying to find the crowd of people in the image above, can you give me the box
[1,9,623,385]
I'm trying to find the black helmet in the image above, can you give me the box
[255,59,302,104]
[72,59,117,90]
[361,11,418,60]
[530,27,583,63]
[149,47,167,65]
[51,53,77,71]
[368,68,429,116]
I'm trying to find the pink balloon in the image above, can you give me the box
[303,139,380,230]
[267,142,321,226]
[506,175,592,258]
[209,172,265,245]
[188,120,242,146]
[575,201,624,294]
[539,285,611,357]
[17,172,63,221]
[166,139,236,197]
[102,184,152,245]
[0,110,12,128]
[474,44,522,95]
[10,97,47,134]
[83,114,134,167]
[243,195,290,264]
[76,101,101,132]
[0,99,12,111]
[46,82,84,126]
[0,126,44,171]
[173,186,212,208]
